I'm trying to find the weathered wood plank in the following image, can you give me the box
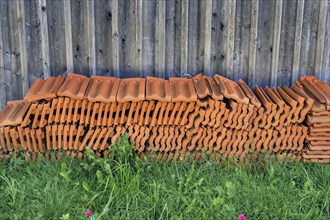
[315,0,327,80]
[255,0,275,87]
[71,0,90,75]
[9,0,24,100]
[165,0,175,78]
[299,0,319,78]
[187,0,202,76]
[180,0,188,76]
[94,0,112,76]
[63,0,73,73]
[135,0,143,77]
[226,0,236,77]
[46,0,66,76]
[111,0,119,78]
[0,1,6,109]
[278,0,297,87]
[118,0,135,77]
[248,0,259,87]
[270,0,282,87]
[203,0,212,76]
[155,0,166,78]
[233,0,251,82]
[211,0,227,77]
[16,0,29,95]
[36,0,50,78]
[142,0,156,77]
[292,0,304,84]
[87,0,96,76]
[321,6,329,82]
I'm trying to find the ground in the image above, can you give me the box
[0,136,329,220]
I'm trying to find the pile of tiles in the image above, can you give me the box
[292,76,329,163]
[0,73,328,163]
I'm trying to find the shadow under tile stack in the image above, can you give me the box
[293,76,330,164]
[0,72,328,163]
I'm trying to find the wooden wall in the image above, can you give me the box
[0,0,329,110]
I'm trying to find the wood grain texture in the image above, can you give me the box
[63,0,73,73]
[87,0,96,76]
[0,0,6,109]
[270,0,282,87]
[226,0,236,77]
[292,0,304,85]
[321,4,329,82]
[248,0,259,87]
[46,0,67,76]
[111,0,120,78]
[16,0,29,95]
[155,0,166,78]
[278,0,297,87]
[180,0,189,76]
[315,0,328,80]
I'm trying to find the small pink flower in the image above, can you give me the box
[85,210,92,217]
[238,213,246,220]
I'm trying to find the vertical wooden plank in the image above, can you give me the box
[94,0,112,76]
[17,0,29,94]
[233,0,251,82]
[142,0,156,77]
[187,0,202,76]
[118,0,136,77]
[270,0,282,87]
[155,0,166,78]
[46,0,66,76]
[277,0,297,87]
[299,0,319,79]
[37,0,50,78]
[135,0,143,77]
[321,7,329,82]
[165,0,175,78]
[180,0,188,76]
[63,0,73,73]
[292,0,304,84]
[63,0,74,72]
[0,2,6,109]
[314,0,327,80]
[204,0,212,76]
[111,0,119,78]
[87,0,96,76]
[71,0,91,75]
[248,0,259,87]
[226,0,236,77]
[255,0,275,87]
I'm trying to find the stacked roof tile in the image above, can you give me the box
[292,76,330,164]
[0,72,328,163]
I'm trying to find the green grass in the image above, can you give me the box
[0,135,329,220]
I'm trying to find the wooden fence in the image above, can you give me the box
[0,0,329,110]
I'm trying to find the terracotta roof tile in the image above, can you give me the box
[300,76,329,105]
[169,78,197,102]
[192,74,212,99]
[0,100,31,127]
[57,73,90,100]
[214,74,249,104]
[85,76,120,103]
[237,79,261,107]
[146,76,171,101]
[205,77,224,100]
[276,86,298,123]
[25,76,65,102]
[117,78,145,102]
[295,81,326,112]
